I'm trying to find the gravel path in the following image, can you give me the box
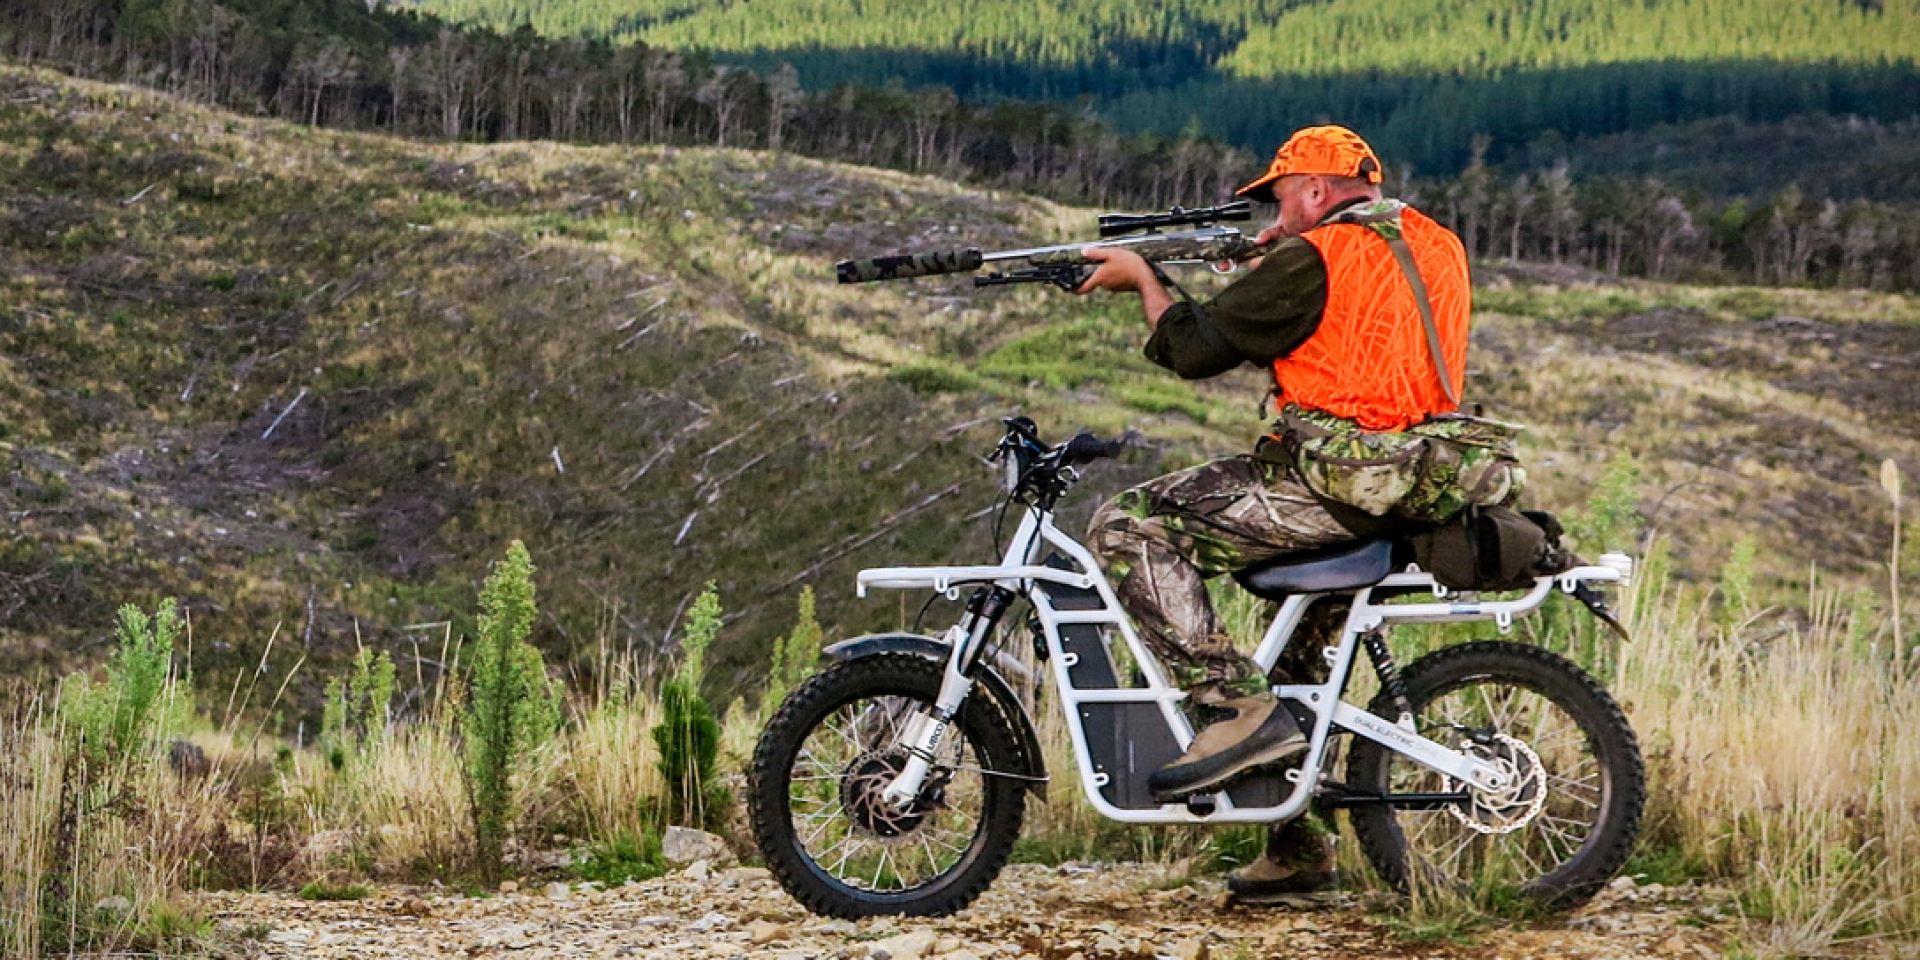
[201,863,1730,960]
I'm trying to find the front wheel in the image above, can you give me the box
[748,654,1026,918]
[1345,641,1645,908]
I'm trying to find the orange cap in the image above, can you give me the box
[1234,125,1383,203]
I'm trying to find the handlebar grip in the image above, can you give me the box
[835,248,985,283]
[1062,431,1126,466]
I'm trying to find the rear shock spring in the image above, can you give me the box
[1361,629,1415,724]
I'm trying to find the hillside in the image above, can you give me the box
[3,61,1917,713]
[409,0,1920,177]
[415,0,1920,75]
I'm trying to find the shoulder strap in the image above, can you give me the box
[1378,230,1459,407]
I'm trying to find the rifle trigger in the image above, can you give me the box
[1209,260,1236,275]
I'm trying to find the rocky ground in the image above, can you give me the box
[200,863,1733,960]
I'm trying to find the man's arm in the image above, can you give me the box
[1078,241,1329,380]
[1075,246,1175,327]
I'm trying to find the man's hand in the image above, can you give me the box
[1074,246,1154,294]
[1245,219,1290,272]
[1073,246,1176,327]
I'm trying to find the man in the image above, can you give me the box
[1073,125,1471,901]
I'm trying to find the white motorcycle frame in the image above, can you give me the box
[857,503,1632,825]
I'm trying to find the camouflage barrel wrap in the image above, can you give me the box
[1025,233,1271,268]
[1278,405,1526,521]
[835,248,984,283]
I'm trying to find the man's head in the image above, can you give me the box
[1236,125,1384,237]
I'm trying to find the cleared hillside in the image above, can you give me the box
[2,62,1916,712]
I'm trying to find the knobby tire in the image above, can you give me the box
[1345,640,1645,908]
[749,654,1026,918]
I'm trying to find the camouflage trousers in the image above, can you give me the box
[1086,455,1355,694]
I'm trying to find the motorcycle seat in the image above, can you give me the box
[1231,538,1398,601]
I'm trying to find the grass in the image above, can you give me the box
[296,881,371,901]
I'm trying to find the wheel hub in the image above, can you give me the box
[841,751,929,838]
[1446,732,1547,834]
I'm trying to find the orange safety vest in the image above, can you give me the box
[1273,206,1471,431]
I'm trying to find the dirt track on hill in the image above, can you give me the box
[201,863,1731,960]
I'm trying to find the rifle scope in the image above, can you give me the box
[1097,200,1252,237]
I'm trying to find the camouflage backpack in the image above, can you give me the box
[1279,404,1526,522]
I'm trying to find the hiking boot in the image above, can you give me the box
[1147,690,1307,802]
[1226,856,1340,904]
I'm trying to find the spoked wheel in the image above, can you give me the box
[1346,641,1645,908]
[748,654,1025,918]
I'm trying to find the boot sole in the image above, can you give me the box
[1147,735,1308,803]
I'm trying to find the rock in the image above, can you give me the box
[499,880,520,894]
[933,938,961,954]
[688,912,731,933]
[942,950,983,960]
[92,895,133,915]
[747,920,790,944]
[686,859,712,883]
[1090,934,1124,956]
[724,866,772,883]
[396,898,432,918]
[265,928,311,946]
[1168,939,1208,960]
[661,826,731,865]
[544,881,571,899]
[869,930,939,960]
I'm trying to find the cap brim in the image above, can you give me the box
[1234,172,1281,203]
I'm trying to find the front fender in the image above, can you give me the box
[823,633,1048,799]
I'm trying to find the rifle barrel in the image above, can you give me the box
[834,226,1270,285]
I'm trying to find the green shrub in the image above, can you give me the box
[1565,453,1642,554]
[296,881,371,901]
[760,586,822,716]
[60,599,186,764]
[573,830,667,886]
[653,583,726,830]
[1718,535,1759,624]
[320,646,396,772]
[461,541,560,880]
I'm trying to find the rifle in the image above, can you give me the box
[834,200,1275,291]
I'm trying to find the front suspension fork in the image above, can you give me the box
[881,586,1014,808]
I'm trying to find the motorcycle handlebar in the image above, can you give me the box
[1061,431,1126,467]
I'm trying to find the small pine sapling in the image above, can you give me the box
[760,586,823,716]
[60,598,188,765]
[461,541,560,880]
[653,582,726,830]
[320,646,396,772]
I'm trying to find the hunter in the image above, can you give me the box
[1074,125,1473,902]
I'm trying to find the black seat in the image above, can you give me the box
[1231,539,1397,601]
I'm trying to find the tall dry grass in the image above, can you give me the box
[0,690,210,957]
[1619,555,1920,955]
